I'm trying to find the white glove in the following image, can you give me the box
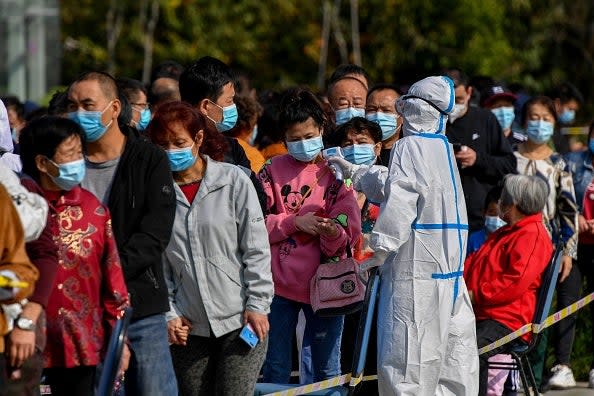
[327,156,360,180]
[360,250,390,271]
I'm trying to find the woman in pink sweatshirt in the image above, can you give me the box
[259,88,361,383]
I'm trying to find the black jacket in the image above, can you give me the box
[446,106,517,232]
[108,127,176,319]
[224,136,268,213]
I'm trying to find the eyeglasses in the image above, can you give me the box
[131,102,150,110]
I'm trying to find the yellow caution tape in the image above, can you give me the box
[533,292,594,333]
[267,292,594,395]
[348,374,362,387]
[478,292,594,355]
[265,374,352,396]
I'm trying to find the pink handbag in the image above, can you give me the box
[310,246,368,317]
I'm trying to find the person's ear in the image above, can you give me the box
[198,99,210,117]
[374,142,382,156]
[466,86,473,101]
[111,98,121,120]
[194,129,204,148]
[35,155,53,176]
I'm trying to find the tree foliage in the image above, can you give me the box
[61,0,594,102]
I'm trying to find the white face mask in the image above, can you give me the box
[448,103,467,124]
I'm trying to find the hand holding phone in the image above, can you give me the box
[239,324,259,348]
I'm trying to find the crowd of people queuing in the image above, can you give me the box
[0,54,593,396]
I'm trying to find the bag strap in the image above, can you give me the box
[346,242,352,258]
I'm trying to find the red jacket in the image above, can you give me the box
[464,213,552,342]
[43,187,129,368]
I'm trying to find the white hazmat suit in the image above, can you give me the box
[348,76,479,395]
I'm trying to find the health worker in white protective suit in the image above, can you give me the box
[329,76,479,395]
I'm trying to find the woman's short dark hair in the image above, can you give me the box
[521,96,557,127]
[147,101,228,161]
[254,90,282,149]
[19,116,85,182]
[329,117,382,147]
[278,87,329,134]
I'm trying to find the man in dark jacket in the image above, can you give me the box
[179,56,268,211]
[67,71,178,395]
[444,68,517,232]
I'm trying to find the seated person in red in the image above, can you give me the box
[464,174,553,396]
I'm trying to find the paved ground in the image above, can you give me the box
[542,383,594,395]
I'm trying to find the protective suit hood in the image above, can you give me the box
[0,99,14,153]
[396,76,454,136]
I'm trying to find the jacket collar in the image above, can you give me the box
[174,155,232,207]
[44,186,83,208]
[505,212,543,232]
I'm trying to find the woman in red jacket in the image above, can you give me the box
[464,174,553,396]
[19,117,129,396]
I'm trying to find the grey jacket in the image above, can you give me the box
[164,156,273,337]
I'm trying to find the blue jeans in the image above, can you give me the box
[125,313,178,396]
[262,295,344,383]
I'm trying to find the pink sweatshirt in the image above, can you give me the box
[258,154,362,303]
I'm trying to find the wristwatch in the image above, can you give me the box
[15,316,35,331]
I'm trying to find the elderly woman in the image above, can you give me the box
[514,96,579,389]
[18,116,129,396]
[146,101,273,396]
[465,174,553,396]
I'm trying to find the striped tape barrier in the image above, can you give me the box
[265,373,351,396]
[264,373,382,396]
[266,292,594,395]
[478,291,594,355]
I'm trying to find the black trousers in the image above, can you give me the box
[576,243,594,369]
[476,320,526,396]
[44,365,96,396]
[552,255,583,366]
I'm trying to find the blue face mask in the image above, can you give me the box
[588,139,594,154]
[47,158,86,191]
[166,143,197,172]
[67,101,113,142]
[11,127,18,143]
[335,107,365,126]
[366,112,398,140]
[485,215,506,233]
[286,135,323,162]
[558,109,575,125]
[526,120,554,144]
[342,144,377,165]
[136,108,151,131]
[249,125,258,146]
[491,107,515,131]
[210,102,238,132]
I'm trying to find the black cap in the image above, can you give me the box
[480,85,517,107]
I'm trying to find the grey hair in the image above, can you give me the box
[500,174,549,215]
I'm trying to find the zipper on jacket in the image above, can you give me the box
[146,268,159,289]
